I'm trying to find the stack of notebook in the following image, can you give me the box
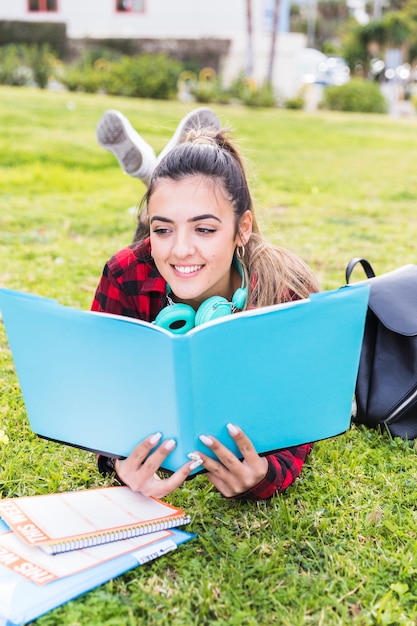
[0,486,193,625]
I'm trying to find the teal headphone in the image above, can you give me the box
[154,256,248,334]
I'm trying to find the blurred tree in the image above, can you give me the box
[266,0,280,83]
[245,0,254,77]
[341,6,413,72]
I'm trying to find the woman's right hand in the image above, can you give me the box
[114,432,199,498]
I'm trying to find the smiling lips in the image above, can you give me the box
[174,265,204,274]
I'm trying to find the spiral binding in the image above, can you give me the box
[41,515,191,555]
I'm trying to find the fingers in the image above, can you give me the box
[199,435,239,473]
[127,432,163,468]
[225,423,262,462]
[194,424,268,497]
[140,462,196,498]
[115,432,199,496]
[139,438,177,475]
[113,424,267,500]
[199,424,259,469]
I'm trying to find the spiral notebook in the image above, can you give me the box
[0,487,190,556]
[0,518,193,626]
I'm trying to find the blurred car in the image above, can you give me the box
[325,57,351,86]
[295,49,350,87]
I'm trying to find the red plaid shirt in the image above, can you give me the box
[92,238,312,501]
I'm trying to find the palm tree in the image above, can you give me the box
[266,0,280,84]
[245,0,254,78]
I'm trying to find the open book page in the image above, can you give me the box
[0,529,175,586]
[0,487,190,553]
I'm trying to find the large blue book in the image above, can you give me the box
[0,518,192,626]
[0,284,369,473]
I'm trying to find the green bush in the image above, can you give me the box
[26,44,56,89]
[0,45,29,86]
[61,52,182,99]
[0,43,57,88]
[322,77,387,113]
[241,81,276,108]
[104,53,182,99]
[227,74,276,107]
[59,51,110,92]
[228,71,251,100]
[190,78,231,104]
[285,93,305,110]
[61,65,106,93]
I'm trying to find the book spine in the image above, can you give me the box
[41,515,191,555]
[171,338,195,469]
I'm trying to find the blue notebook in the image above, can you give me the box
[0,284,369,473]
[0,518,193,626]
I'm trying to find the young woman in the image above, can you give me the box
[92,126,320,501]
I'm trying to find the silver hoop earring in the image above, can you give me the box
[236,245,245,259]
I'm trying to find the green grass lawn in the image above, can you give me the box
[1,86,417,625]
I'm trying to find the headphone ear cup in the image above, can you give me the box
[195,296,232,327]
[232,286,247,310]
[154,303,196,334]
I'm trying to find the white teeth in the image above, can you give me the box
[174,265,202,274]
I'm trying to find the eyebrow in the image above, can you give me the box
[150,214,222,224]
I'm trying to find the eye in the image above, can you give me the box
[152,227,171,236]
[196,227,217,234]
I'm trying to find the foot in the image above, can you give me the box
[96,110,157,185]
[157,107,221,164]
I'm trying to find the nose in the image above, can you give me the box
[171,232,195,259]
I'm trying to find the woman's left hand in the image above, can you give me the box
[193,423,268,498]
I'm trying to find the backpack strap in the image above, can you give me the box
[345,258,376,284]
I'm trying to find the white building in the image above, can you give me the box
[0,0,307,98]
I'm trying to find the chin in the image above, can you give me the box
[173,288,205,308]
[176,292,202,306]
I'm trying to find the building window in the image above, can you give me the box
[116,0,144,12]
[28,0,58,11]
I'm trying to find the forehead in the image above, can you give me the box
[148,176,233,218]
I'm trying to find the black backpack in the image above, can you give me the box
[346,258,417,439]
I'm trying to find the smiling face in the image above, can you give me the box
[148,175,252,310]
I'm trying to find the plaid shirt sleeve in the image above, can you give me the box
[91,240,166,321]
[91,256,141,318]
[233,444,313,501]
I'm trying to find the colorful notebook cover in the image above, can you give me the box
[0,486,191,555]
[0,518,193,626]
[0,284,369,472]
